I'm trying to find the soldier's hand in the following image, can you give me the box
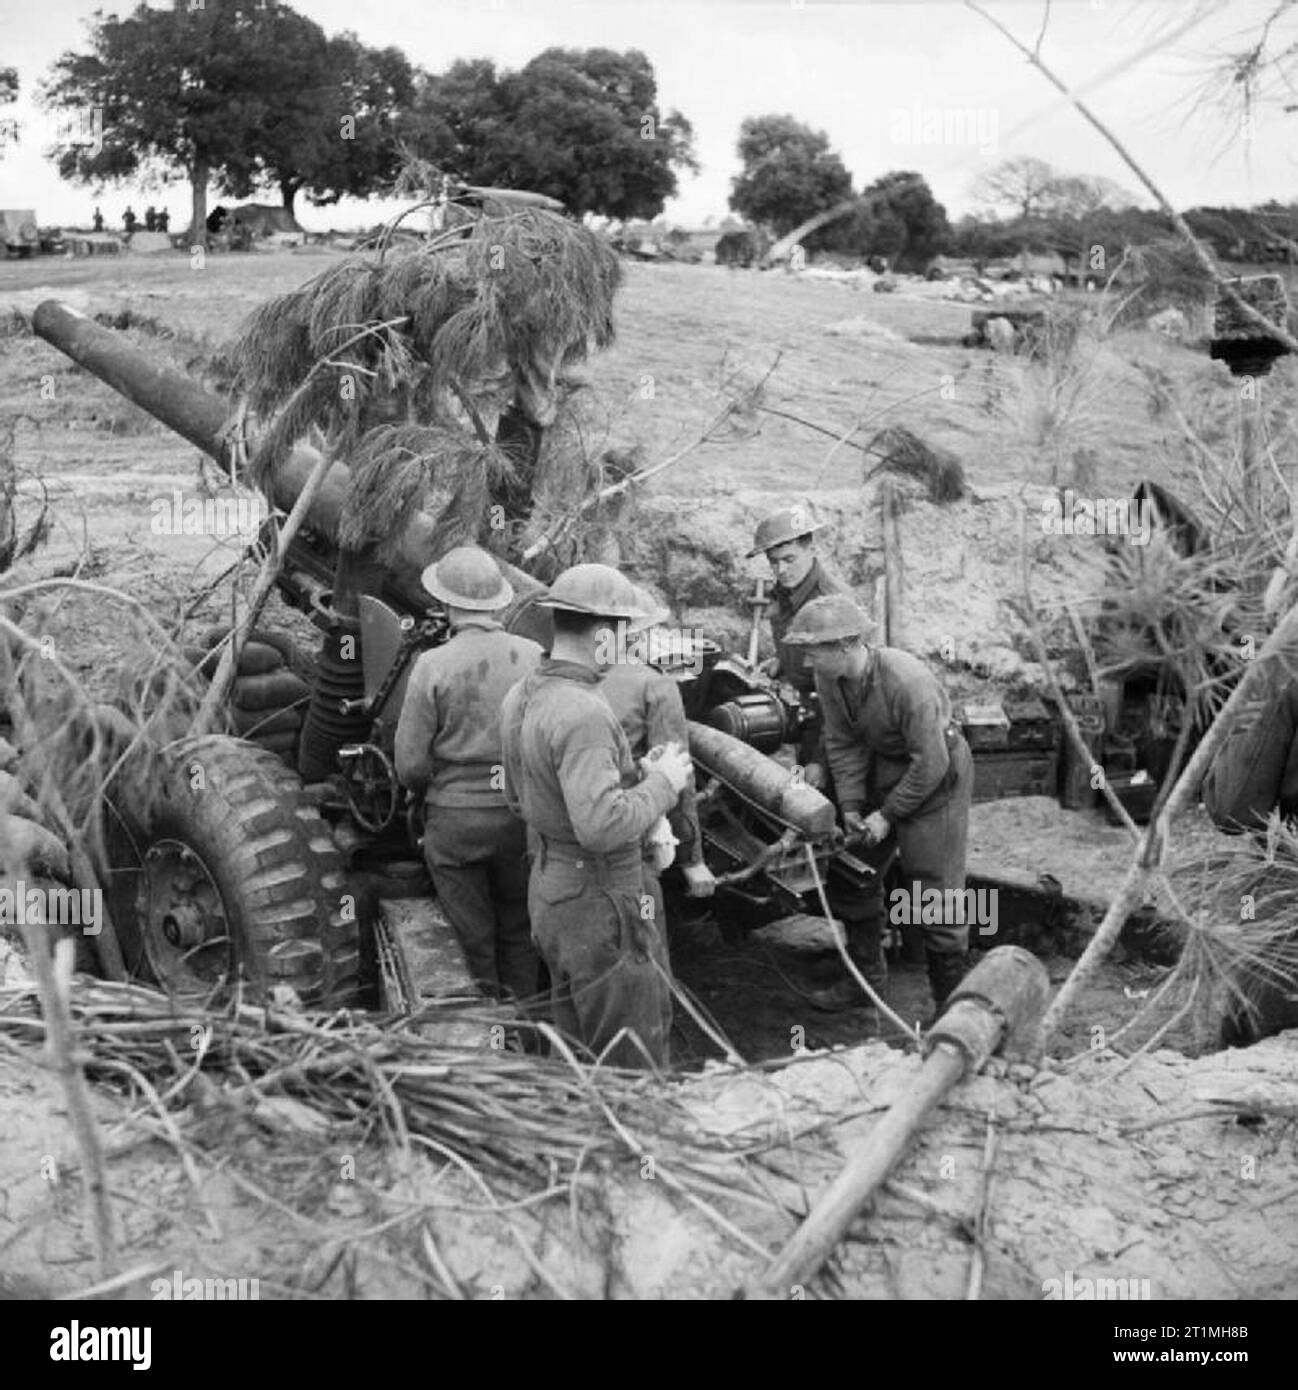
[843,810,869,837]
[861,810,891,846]
[758,656,780,679]
[682,862,717,898]
[646,742,693,796]
[802,761,827,791]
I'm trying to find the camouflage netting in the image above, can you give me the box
[229,204,624,562]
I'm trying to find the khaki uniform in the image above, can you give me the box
[599,662,703,864]
[818,647,973,958]
[601,661,705,945]
[394,622,543,1000]
[501,660,679,1068]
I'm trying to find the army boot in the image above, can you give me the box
[807,916,887,1015]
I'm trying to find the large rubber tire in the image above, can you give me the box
[106,734,360,1007]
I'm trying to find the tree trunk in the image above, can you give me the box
[189,158,209,249]
[280,180,299,216]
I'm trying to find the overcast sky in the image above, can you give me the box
[1,0,1294,230]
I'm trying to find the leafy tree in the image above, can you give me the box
[413,58,505,177]
[252,34,416,215]
[1183,204,1298,261]
[948,214,1026,272]
[0,66,16,161]
[41,1,407,244]
[414,48,696,220]
[822,171,949,270]
[729,114,853,236]
[1036,176,1140,276]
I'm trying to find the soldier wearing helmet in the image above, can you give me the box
[747,504,848,786]
[394,545,544,1005]
[601,586,717,910]
[500,564,693,1069]
[784,593,975,1018]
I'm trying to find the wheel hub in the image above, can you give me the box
[138,840,231,994]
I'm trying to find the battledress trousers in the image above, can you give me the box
[501,660,679,1068]
[818,646,974,1001]
[394,621,543,1002]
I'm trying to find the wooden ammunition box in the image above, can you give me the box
[971,748,1059,803]
[1103,772,1160,825]
[959,702,1010,751]
[1003,696,1058,751]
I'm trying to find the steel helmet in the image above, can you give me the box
[781,594,875,645]
[536,563,641,619]
[747,504,825,558]
[627,585,670,634]
[421,545,514,610]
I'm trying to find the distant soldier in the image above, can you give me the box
[157,209,170,233]
[783,594,974,1018]
[144,206,157,232]
[92,207,104,233]
[600,586,717,914]
[747,504,848,785]
[123,206,137,234]
[394,546,543,1004]
[501,565,693,1069]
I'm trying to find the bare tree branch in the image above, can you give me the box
[966,0,1298,354]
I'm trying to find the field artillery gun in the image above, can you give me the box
[30,299,885,1016]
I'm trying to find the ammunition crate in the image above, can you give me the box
[958,702,1010,751]
[1002,697,1058,751]
[1103,772,1159,825]
[971,748,1059,803]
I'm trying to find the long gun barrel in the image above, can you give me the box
[29,299,544,616]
